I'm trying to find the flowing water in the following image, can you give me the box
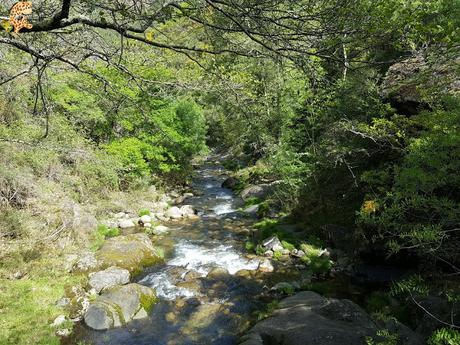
[76,159,269,345]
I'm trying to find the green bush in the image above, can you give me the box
[428,329,460,345]
[281,240,296,251]
[359,100,460,264]
[138,209,151,217]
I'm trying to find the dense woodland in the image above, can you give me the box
[0,0,459,344]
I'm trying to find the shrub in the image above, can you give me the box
[138,209,151,217]
[428,329,460,345]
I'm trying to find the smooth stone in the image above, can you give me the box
[84,283,157,330]
[96,233,163,273]
[258,259,274,273]
[241,291,423,345]
[88,266,130,294]
[166,206,183,219]
[118,219,136,229]
[139,215,152,224]
[152,225,169,235]
[262,236,283,252]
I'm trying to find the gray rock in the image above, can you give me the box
[243,204,259,214]
[291,249,306,258]
[262,236,283,252]
[241,183,276,201]
[52,315,66,327]
[96,233,163,273]
[151,225,169,235]
[258,259,274,273]
[84,283,157,330]
[88,266,130,294]
[56,297,70,307]
[139,215,152,224]
[166,206,182,219]
[180,205,195,217]
[72,252,99,272]
[207,267,229,279]
[240,291,423,345]
[118,219,136,229]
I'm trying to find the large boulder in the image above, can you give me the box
[96,233,163,274]
[240,291,423,345]
[84,283,157,330]
[88,266,130,294]
[241,183,276,201]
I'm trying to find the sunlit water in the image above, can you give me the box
[74,158,265,345]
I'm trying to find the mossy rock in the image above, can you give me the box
[84,283,157,330]
[96,233,164,275]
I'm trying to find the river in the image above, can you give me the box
[76,158,270,344]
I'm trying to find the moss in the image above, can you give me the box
[273,250,283,260]
[244,197,261,207]
[245,241,255,252]
[139,291,158,313]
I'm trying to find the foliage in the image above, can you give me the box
[359,99,460,263]
[428,329,460,345]
[138,209,151,217]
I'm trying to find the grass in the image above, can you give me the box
[0,257,84,345]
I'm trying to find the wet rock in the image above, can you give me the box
[118,219,136,229]
[180,205,196,217]
[262,236,283,252]
[96,233,163,274]
[183,303,222,333]
[235,269,252,278]
[222,177,239,189]
[258,259,274,273]
[241,291,423,345]
[176,280,202,293]
[88,266,130,294]
[175,193,194,204]
[207,267,229,279]
[84,283,157,330]
[183,270,202,281]
[166,206,183,219]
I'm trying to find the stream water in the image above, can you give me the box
[76,159,270,345]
